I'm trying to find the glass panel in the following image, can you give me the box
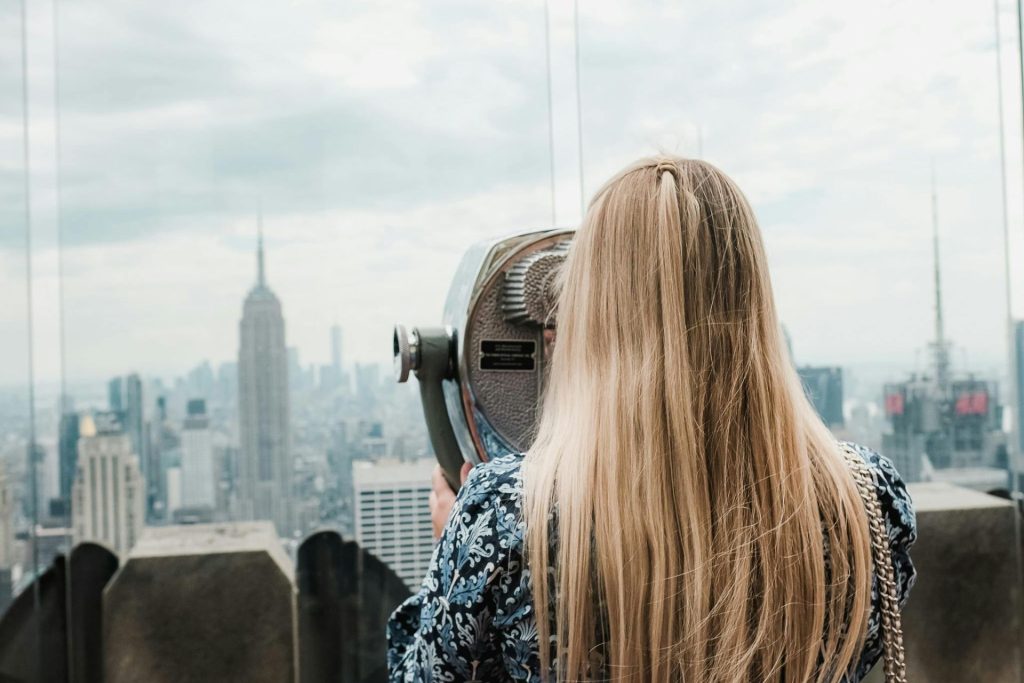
[0,0,49,677]
[12,0,1023,678]
[0,0,28,602]
[55,0,552,532]
[578,1,1022,679]
[50,0,554,676]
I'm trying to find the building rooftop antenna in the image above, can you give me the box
[930,163,951,392]
[257,209,266,288]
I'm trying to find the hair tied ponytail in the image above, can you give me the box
[654,160,677,183]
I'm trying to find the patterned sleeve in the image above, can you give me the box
[843,442,918,681]
[386,455,534,683]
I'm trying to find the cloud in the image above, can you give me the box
[45,178,549,384]
[1,0,1021,390]
[45,0,553,248]
[574,0,1017,372]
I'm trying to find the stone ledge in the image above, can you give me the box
[863,485,1022,682]
[907,481,1014,512]
[103,522,297,683]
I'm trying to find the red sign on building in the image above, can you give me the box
[885,392,905,416]
[955,390,988,416]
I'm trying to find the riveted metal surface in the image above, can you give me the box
[466,279,545,451]
[502,242,569,326]
[462,233,572,454]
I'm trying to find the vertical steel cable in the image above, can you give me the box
[51,1,77,675]
[543,0,556,226]
[573,0,585,217]
[18,0,42,676]
[1002,2,1024,680]
[997,0,1017,464]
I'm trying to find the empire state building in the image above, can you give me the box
[237,225,292,535]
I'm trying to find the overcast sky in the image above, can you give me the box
[3,0,1024,391]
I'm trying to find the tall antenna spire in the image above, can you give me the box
[931,163,950,391]
[257,209,266,288]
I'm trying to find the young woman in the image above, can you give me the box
[388,157,916,682]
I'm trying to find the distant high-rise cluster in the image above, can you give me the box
[882,376,1005,484]
[0,217,433,614]
[44,224,412,563]
[317,324,347,391]
[880,181,1007,488]
[797,366,844,428]
[237,226,293,536]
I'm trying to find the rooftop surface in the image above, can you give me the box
[128,521,292,576]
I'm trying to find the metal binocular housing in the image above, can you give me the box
[394,228,574,489]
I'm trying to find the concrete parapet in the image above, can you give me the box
[103,522,297,683]
[865,483,1022,682]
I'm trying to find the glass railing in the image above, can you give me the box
[1,1,1023,681]
[0,0,30,621]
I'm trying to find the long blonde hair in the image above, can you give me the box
[523,156,872,682]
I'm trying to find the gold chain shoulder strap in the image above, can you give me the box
[839,444,908,683]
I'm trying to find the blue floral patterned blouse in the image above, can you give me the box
[387,443,916,682]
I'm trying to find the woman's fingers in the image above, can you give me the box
[429,462,475,540]
[430,465,456,539]
[431,464,449,493]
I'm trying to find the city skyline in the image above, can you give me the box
[0,231,433,601]
[0,0,1022,579]
[0,214,1014,397]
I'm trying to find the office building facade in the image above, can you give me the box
[181,399,216,510]
[353,457,434,591]
[71,412,145,555]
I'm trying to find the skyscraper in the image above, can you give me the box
[71,412,145,555]
[108,377,124,413]
[324,324,345,391]
[1015,320,1024,454]
[58,411,81,506]
[108,373,149,518]
[237,224,292,536]
[331,324,343,375]
[0,462,13,569]
[148,395,179,521]
[181,399,215,510]
[123,374,147,497]
[797,366,844,428]
[124,374,144,450]
[352,457,434,590]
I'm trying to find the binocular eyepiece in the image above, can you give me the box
[393,325,447,385]
[393,228,573,489]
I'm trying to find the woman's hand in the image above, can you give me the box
[429,462,473,540]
